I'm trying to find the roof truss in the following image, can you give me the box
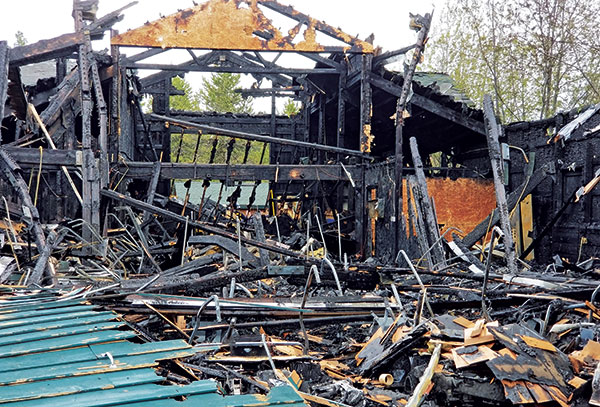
[111,0,373,53]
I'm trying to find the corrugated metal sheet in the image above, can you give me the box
[0,289,307,406]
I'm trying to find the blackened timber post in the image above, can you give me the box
[357,54,373,257]
[482,94,518,275]
[409,137,446,268]
[336,61,347,212]
[74,1,101,248]
[0,41,8,144]
[318,93,325,163]
[393,13,432,258]
[359,54,373,154]
[110,31,120,159]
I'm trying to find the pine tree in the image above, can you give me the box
[197,73,253,114]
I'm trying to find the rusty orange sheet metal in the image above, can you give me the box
[111,0,373,53]
[402,177,496,240]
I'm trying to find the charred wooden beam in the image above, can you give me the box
[8,3,135,67]
[127,62,340,76]
[149,114,369,158]
[2,147,79,168]
[120,162,360,182]
[0,148,47,283]
[101,189,303,258]
[409,137,446,268]
[0,41,8,143]
[373,44,417,69]
[38,68,81,130]
[394,14,431,258]
[482,94,518,274]
[367,72,486,135]
[256,0,374,53]
[9,32,87,67]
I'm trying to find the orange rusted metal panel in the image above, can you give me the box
[402,177,496,240]
[111,0,373,53]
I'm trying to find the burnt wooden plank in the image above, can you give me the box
[482,95,517,274]
[150,114,368,158]
[0,41,8,143]
[409,137,446,268]
[9,32,86,67]
[367,72,486,136]
[121,162,359,182]
[0,148,47,283]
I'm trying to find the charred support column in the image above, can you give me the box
[393,13,432,258]
[0,149,47,284]
[74,1,101,247]
[109,31,120,159]
[356,54,373,257]
[359,55,373,154]
[409,137,446,268]
[336,61,347,212]
[483,94,518,275]
[0,41,8,144]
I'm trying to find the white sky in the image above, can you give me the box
[2,0,440,112]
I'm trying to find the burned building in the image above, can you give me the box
[1,0,600,406]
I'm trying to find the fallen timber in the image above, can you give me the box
[2,0,600,406]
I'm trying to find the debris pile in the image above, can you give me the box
[1,0,600,406]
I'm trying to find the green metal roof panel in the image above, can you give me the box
[0,299,85,314]
[0,329,137,358]
[0,320,125,347]
[0,368,162,403]
[0,348,196,385]
[0,311,117,337]
[0,304,95,322]
[10,380,219,407]
[0,290,305,407]
[119,385,308,407]
[0,339,191,373]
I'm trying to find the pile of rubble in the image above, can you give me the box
[2,0,600,406]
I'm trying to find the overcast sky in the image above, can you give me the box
[2,0,440,111]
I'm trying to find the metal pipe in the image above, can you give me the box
[482,226,504,321]
[314,212,328,257]
[416,227,464,267]
[300,265,321,355]
[189,295,221,344]
[261,334,277,373]
[396,250,434,317]
[322,257,343,296]
[337,213,343,260]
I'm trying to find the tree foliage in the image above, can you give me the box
[170,76,201,111]
[169,73,267,164]
[425,0,600,122]
[14,31,27,47]
[197,73,254,114]
[282,98,301,117]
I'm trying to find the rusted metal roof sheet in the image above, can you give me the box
[111,0,373,53]
[0,289,307,406]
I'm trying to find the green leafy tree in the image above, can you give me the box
[170,76,201,111]
[169,73,267,164]
[282,98,301,117]
[197,73,254,113]
[14,31,27,46]
[425,0,600,122]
